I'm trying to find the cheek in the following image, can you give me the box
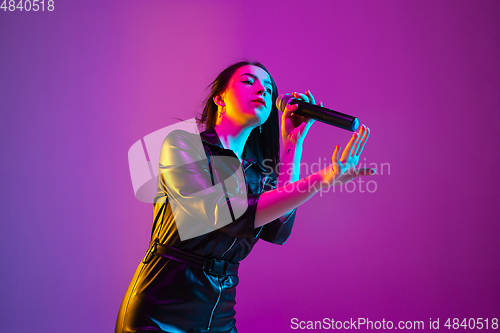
[226,92,243,109]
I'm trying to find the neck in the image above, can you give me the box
[214,116,255,161]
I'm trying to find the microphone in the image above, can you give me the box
[276,93,359,132]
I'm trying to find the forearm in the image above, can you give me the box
[254,172,324,228]
[277,141,302,186]
[272,141,303,221]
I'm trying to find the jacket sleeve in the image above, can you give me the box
[158,130,258,240]
[257,173,297,245]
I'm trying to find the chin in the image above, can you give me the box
[237,109,269,128]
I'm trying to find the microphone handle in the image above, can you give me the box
[291,99,359,132]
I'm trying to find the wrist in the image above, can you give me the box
[312,166,336,189]
[281,141,303,158]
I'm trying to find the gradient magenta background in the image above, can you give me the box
[1,1,499,332]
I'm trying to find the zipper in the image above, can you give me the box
[206,237,237,330]
[221,238,237,259]
[206,238,237,330]
[206,148,247,330]
[220,156,241,259]
[206,276,222,331]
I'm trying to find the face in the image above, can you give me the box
[217,65,273,127]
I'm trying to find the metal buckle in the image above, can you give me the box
[204,258,228,276]
[142,238,159,264]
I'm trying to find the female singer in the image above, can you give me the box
[115,61,374,333]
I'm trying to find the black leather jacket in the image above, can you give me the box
[115,127,296,333]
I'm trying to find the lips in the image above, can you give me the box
[252,98,266,107]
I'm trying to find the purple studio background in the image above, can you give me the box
[1,0,499,332]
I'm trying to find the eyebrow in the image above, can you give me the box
[240,73,272,87]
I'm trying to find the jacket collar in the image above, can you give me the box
[200,126,266,172]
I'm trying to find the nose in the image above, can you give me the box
[255,81,267,96]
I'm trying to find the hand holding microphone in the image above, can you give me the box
[276,92,359,132]
[278,91,319,145]
[278,90,375,186]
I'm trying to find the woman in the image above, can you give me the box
[115,61,373,333]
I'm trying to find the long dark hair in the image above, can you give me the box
[197,61,280,176]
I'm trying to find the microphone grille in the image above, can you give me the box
[276,93,294,112]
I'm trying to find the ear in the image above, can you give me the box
[213,94,225,107]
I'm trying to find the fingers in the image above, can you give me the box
[282,103,298,117]
[331,145,342,175]
[284,91,319,133]
[305,90,316,105]
[336,146,342,166]
[285,103,298,112]
[355,125,370,157]
[286,93,312,122]
[354,168,376,176]
[292,92,309,103]
[292,90,319,105]
[347,124,370,158]
[351,125,365,157]
[332,145,342,164]
[341,132,359,163]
